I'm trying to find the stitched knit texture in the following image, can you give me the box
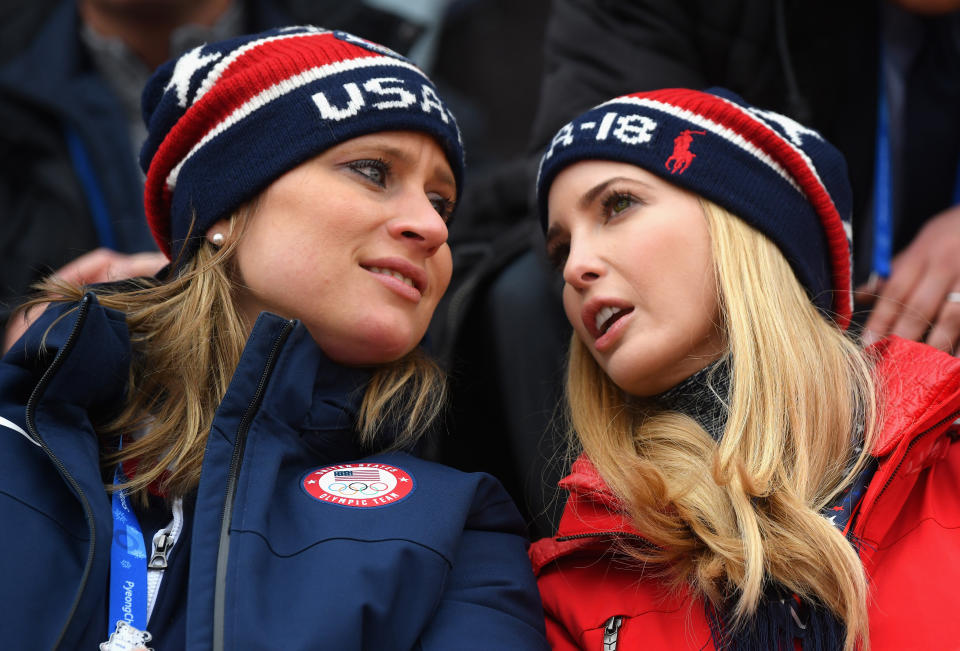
[139,26,464,262]
[651,357,730,438]
[536,87,853,328]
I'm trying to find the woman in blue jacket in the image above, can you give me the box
[0,27,546,651]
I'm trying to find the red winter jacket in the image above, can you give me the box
[530,337,960,650]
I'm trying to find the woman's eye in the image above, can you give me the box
[601,192,638,219]
[347,159,389,186]
[428,193,456,223]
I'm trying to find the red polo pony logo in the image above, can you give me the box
[665,129,706,174]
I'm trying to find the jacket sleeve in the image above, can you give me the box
[530,0,707,150]
[417,476,549,650]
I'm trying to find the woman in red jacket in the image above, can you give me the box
[532,87,960,650]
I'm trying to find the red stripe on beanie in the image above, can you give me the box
[144,32,375,257]
[196,32,370,106]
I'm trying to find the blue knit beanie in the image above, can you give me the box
[140,26,464,263]
[536,88,853,328]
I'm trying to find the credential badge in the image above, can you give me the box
[100,620,153,651]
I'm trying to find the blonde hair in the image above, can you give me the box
[32,205,445,503]
[565,199,877,650]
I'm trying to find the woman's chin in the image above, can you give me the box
[312,328,421,367]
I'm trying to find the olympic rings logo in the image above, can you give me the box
[325,481,390,496]
[303,465,415,508]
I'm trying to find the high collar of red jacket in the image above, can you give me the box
[531,336,960,574]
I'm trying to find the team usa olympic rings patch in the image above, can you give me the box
[302,463,415,508]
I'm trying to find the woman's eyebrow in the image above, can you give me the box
[578,176,653,209]
[578,178,618,209]
[545,174,656,242]
[352,141,456,189]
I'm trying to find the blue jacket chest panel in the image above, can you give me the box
[0,299,546,650]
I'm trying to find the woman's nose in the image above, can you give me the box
[387,194,449,256]
[563,239,604,289]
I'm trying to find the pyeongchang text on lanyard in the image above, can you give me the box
[102,463,154,651]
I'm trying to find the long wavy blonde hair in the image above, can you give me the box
[565,199,878,650]
[33,204,446,503]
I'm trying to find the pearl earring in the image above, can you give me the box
[211,232,225,247]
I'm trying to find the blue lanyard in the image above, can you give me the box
[873,44,960,279]
[872,44,894,280]
[108,465,149,635]
[63,125,118,250]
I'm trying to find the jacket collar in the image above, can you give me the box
[6,294,132,422]
[239,312,376,459]
[869,336,960,456]
[529,455,640,574]
[7,296,383,459]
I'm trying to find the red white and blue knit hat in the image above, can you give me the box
[140,26,464,263]
[536,88,854,329]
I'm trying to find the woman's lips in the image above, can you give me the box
[361,257,428,303]
[592,307,634,352]
[582,298,635,341]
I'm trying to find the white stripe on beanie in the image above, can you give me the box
[166,56,427,190]
[607,95,824,199]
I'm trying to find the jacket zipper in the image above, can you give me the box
[559,528,647,651]
[146,496,184,622]
[24,295,94,650]
[602,615,624,650]
[212,321,294,651]
[556,530,657,547]
[870,409,960,508]
[852,409,960,539]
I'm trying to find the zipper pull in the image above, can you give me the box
[147,497,184,571]
[602,615,623,651]
[148,530,172,569]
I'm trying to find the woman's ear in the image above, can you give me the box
[206,218,231,248]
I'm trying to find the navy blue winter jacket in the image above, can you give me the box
[0,294,548,650]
